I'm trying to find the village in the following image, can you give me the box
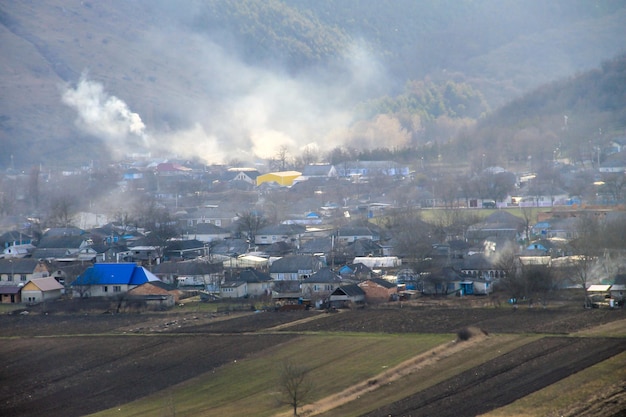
[1,153,626,312]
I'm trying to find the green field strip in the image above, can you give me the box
[89,333,451,417]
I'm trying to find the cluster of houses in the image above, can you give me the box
[1,155,626,310]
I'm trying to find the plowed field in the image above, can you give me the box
[0,305,623,417]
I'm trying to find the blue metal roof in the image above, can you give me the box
[73,263,160,286]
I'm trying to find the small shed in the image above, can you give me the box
[0,285,22,304]
[127,281,181,308]
[329,284,365,308]
[358,278,398,303]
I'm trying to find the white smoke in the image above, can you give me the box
[61,26,395,164]
[62,75,148,150]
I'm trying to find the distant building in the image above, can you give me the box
[256,171,302,187]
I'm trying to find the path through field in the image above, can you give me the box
[272,330,488,417]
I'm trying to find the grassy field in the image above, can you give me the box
[90,333,452,417]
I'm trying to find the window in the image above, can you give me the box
[21,275,27,281]
[103,286,108,293]
[113,286,121,293]
[8,275,13,282]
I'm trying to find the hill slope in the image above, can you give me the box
[1,0,625,167]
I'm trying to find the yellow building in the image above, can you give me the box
[256,171,302,187]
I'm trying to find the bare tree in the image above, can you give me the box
[382,208,435,267]
[294,145,318,169]
[599,172,626,203]
[569,214,603,308]
[519,206,534,244]
[235,210,268,244]
[270,146,292,172]
[47,195,77,227]
[276,360,314,417]
[493,243,523,303]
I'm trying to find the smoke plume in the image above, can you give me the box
[62,75,148,155]
[61,23,396,164]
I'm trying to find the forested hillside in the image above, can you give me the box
[454,54,626,169]
[1,0,625,167]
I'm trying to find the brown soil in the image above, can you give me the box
[360,336,626,417]
[285,305,624,334]
[0,305,623,417]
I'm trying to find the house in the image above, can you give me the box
[71,263,162,298]
[269,255,325,281]
[539,217,579,240]
[124,244,163,266]
[336,226,379,244]
[458,253,504,280]
[2,244,35,258]
[220,281,248,298]
[466,211,524,244]
[21,277,64,304]
[301,164,338,179]
[256,171,302,187]
[221,168,261,187]
[179,205,236,229]
[0,285,22,303]
[255,224,306,246]
[31,234,94,260]
[459,278,493,296]
[184,223,231,242]
[237,269,273,297]
[223,254,269,271]
[329,284,365,308]
[263,241,294,257]
[345,239,383,257]
[164,239,208,260]
[152,260,223,290]
[0,259,49,284]
[0,230,32,249]
[336,160,410,178]
[422,267,463,295]
[210,238,250,257]
[301,267,342,306]
[358,278,398,303]
[299,237,333,256]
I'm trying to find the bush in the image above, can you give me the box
[457,327,472,341]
